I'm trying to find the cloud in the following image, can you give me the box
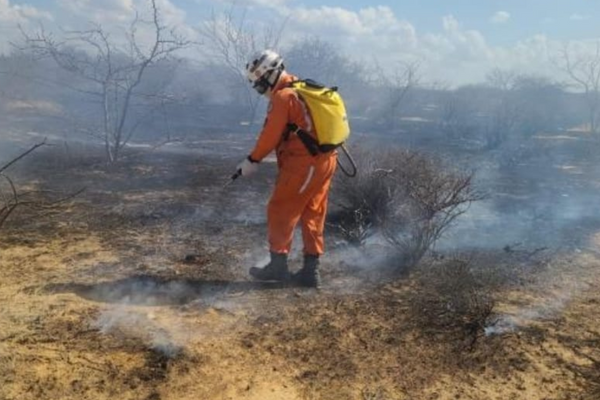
[57,0,190,33]
[282,6,418,53]
[0,0,53,22]
[491,11,511,24]
[153,0,193,33]
[197,2,600,85]
[5,0,600,86]
[212,0,291,7]
[276,8,498,83]
[437,15,492,61]
[57,0,134,24]
[54,0,197,48]
[570,14,590,21]
[271,4,600,85]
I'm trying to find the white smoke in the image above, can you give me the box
[94,305,185,357]
[485,254,593,336]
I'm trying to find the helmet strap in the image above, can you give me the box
[268,67,284,89]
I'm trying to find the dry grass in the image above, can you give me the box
[2,138,600,399]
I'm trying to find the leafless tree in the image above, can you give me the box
[483,96,522,150]
[439,70,565,152]
[376,60,421,129]
[283,37,370,117]
[438,90,476,142]
[284,37,364,84]
[557,41,600,134]
[200,5,286,126]
[483,68,522,148]
[485,68,518,92]
[18,0,192,163]
[438,80,522,151]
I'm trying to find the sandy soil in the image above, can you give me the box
[1,138,600,400]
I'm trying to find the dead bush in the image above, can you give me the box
[410,257,497,350]
[384,150,483,267]
[331,147,483,267]
[329,148,399,245]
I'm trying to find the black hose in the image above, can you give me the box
[337,144,357,178]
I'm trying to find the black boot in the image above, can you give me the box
[292,254,321,288]
[249,252,290,281]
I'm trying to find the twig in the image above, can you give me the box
[0,139,47,174]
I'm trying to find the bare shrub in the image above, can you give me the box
[329,148,398,245]
[330,148,483,267]
[410,257,497,350]
[375,60,421,129]
[384,151,483,267]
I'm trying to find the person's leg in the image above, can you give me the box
[300,166,334,256]
[294,155,337,287]
[250,159,316,280]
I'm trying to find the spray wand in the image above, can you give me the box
[223,169,242,188]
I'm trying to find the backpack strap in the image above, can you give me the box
[285,123,320,156]
[283,81,321,156]
[285,123,343,156]
[283,124,357,177]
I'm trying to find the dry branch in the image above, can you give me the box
[0,139,46,174]
[0,141,84,229]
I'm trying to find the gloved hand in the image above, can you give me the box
[236,156,259,177]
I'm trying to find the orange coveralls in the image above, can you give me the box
[250,74,337,256]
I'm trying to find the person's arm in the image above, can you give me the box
[249,92,291,162]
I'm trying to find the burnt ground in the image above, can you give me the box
[1,131,600,400]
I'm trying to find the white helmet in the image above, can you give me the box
[246,50,284,95]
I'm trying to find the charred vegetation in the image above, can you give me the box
[2,2,600,399]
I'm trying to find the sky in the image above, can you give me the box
[1,0,599,85]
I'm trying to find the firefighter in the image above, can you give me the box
[235,49,337,288]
